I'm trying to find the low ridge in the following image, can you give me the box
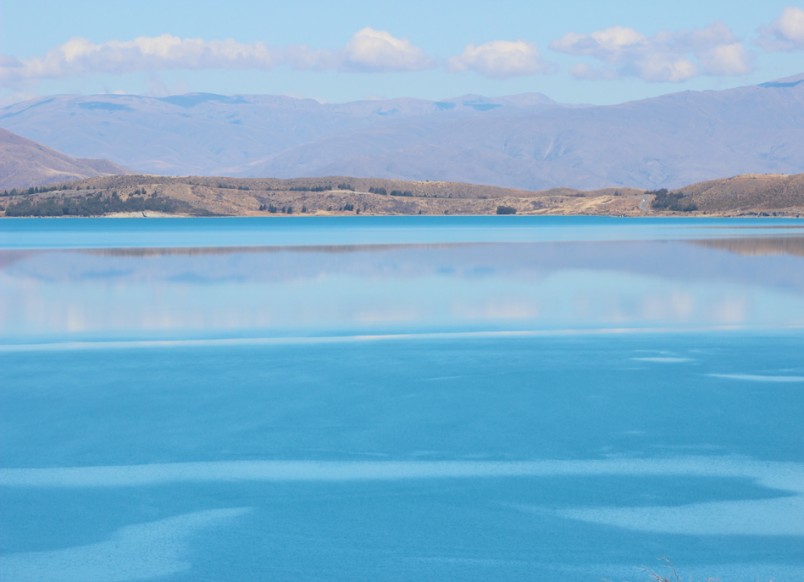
[2,173,802,218]
[0,128,128,189]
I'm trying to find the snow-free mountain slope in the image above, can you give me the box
[1,78,801,190]
[0,128,128,189]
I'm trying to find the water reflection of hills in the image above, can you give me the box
[4,238,804,338]
[3,240,804,293]
[694,237,804,257]
[88,244,438,256]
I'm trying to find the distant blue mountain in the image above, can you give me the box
[1,77,801,190]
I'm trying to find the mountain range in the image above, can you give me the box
[0,128,127,189]
[0,75,802,190]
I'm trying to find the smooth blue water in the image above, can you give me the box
[2,215,804,249]
[1,218,803,581]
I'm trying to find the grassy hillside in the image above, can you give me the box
[1,173,802,217]
[652,174,804,214]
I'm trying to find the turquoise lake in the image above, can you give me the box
[1,217,803,581]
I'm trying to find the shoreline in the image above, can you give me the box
[2,212,803,219]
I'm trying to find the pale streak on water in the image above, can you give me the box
[1,217,803,581]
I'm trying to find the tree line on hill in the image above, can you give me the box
[648,189,698,212]
[1,185,65,197]
[3,191,183,217]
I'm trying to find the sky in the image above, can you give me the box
[1,1,803,106]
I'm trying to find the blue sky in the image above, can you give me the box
[1,1,803,105]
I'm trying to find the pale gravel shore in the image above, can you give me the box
[104,211,191,218]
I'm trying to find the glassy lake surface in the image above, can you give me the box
[1,217,803,581]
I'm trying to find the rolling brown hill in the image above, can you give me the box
[0,128,128,190]
[663,174,804,214]
[0,174,643,217]
[0,173,802,217]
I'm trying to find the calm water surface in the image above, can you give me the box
[1,217,803,581]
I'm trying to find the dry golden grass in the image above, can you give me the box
[2,173,802,217]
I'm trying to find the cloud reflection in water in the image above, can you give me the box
[2,238,804,342]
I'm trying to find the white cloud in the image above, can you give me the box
[0,35,278,86]
[759,6,804,51]
[551,26,647,62]
[0,29,434,88]
[630,54,697,82]
[449,40,550,78]
[698,42,751,75]
[551,23,752,82]
[342,27,432,72]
